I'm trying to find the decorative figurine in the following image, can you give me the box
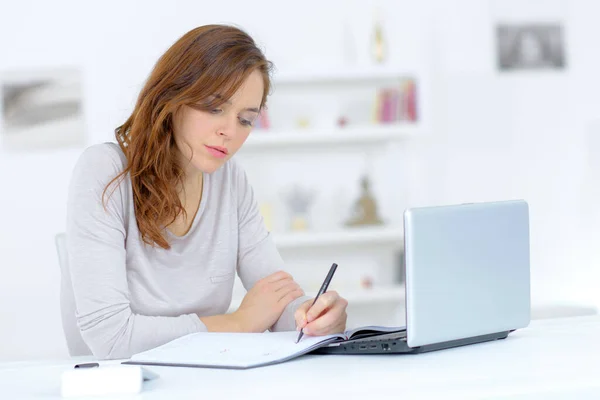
[282,185,316,231]
[360,276,374,289]
[296,117,310,129]
[259,202,274,232]
[345,175,384,226]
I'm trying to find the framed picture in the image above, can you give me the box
[1,67,85,151]
[496,24,565,71]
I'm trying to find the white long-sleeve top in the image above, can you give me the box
[66,142,308,359]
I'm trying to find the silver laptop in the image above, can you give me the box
[317,199,531,354]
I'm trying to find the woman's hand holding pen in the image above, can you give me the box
[294,292,348,336]
[234,271,305,333]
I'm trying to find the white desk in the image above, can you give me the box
[2,316,600,399]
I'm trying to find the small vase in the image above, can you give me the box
[372,18,386,64]
[290,214,309,231]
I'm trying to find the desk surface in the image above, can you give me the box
[2,315,600,400]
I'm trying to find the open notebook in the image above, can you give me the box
[123,326,403,369]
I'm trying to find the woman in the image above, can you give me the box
[67,24,348,359]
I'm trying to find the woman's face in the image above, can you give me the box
[172,69,264,174]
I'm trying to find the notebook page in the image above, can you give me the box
[345,325,406,339]
[129,331,342,369]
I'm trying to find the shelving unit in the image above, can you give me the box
[272,225,403,250]
[273,65,418,85]
[236,64,422,314]
[334,285,405,304]
[228,284,405,313]
[242,123,419,150]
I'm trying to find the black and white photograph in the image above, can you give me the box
[496,24,565,71]
[1,68,84,151]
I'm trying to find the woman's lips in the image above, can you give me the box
[205,145,228,159]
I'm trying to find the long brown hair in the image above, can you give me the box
[104,25,273,249]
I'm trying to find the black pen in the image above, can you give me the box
[296,262,338,343]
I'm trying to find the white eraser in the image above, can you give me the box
[61,365,156,398]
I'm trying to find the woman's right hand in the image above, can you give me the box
[233,271,304,333]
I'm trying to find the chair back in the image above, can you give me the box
[55,233,92,356]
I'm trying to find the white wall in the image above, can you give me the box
[430,0,600,308]
[0,0,598,361]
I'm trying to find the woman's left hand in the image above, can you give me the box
[294,291,348,336]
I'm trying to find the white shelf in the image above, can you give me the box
[228,284,405,312]
[273,65,417,85]
[272,226,404,250]
[243,123,419,150]
[337,285,405,305]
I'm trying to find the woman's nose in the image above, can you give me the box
[217,116,237,137]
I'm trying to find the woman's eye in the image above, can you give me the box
[239,118,253,127]
[210,109,222,114]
